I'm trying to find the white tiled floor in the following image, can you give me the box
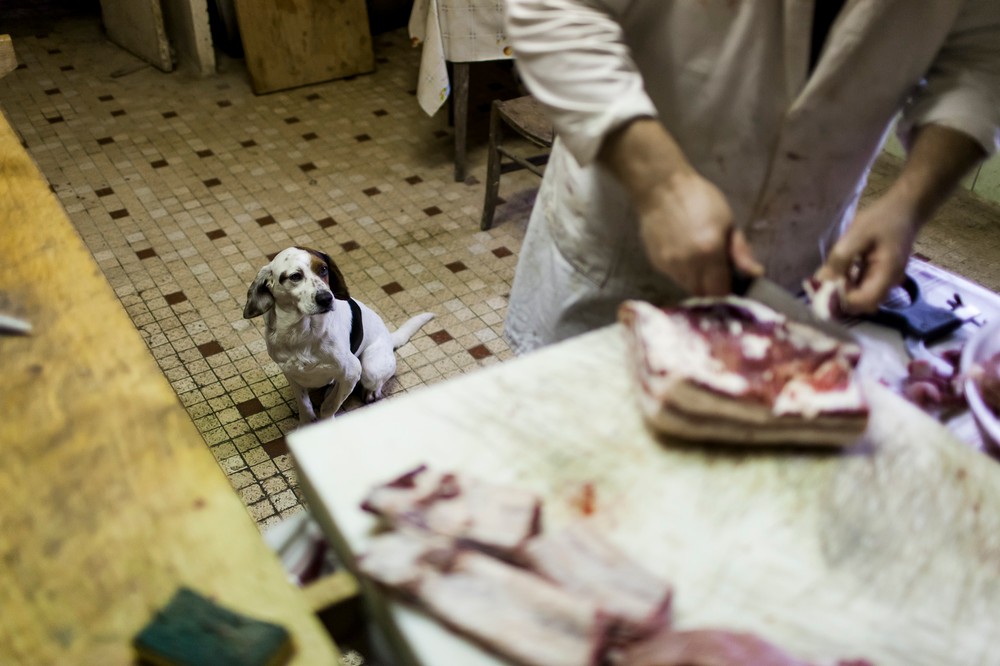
[0,9,539,529]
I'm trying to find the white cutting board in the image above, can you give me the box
[290,325,1000,666]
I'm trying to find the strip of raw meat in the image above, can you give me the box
[803,277,846,321]
[359,530,608,666]
[613,628,862,666]
[355,529,455,592]
[361,465,542,553]
[420,550,608,666]
[523,521,672,641]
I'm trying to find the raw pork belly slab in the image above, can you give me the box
[361,464,542,553]
[619,298,868,446]
[359,530,607,666]
[523,521,672,641]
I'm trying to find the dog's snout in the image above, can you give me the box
[316,291,334,310]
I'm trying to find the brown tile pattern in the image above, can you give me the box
[429,330,453,344]
[262,437,289,459]
[197,341,225,357]
[468,344,493,360]
[237,398,265,417]
[1,17,535,530]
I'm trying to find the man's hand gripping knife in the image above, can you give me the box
[598,117,763,297]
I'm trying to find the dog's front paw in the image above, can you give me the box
[297,408,320,426]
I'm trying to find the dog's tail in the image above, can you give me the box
[391,312,436,349]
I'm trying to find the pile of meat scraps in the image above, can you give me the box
[806,277,967,415]
[970,350,1000,416]
[357,465,872,666]
[898,348,966,413]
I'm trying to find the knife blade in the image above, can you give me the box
[732,273,856,344]
[0,313,32,336]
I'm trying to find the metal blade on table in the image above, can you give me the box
[738,276,856,343]
[0,313,31,336]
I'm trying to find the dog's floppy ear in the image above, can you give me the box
[243,265,274,318]
[300,246,350,300]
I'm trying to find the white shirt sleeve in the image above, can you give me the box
[505,0,658,166]
[896,0,1000,156]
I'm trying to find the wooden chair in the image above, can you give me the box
[480,95,554,230]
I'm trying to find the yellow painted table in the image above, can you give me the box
[0,110,342,663]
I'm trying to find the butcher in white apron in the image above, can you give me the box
[502,0,1000,355]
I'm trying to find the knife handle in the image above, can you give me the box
[730,267,756,298]
[868,275,961,342]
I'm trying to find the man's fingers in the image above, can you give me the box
[840,257,903,314]
[819,235,862,281]
[730,230,763,278]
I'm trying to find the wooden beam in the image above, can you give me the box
[0,35,17,79]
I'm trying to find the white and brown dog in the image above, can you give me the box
[243,246,434,424]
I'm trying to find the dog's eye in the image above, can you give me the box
[318,265,328,276]
[289,272,303,283]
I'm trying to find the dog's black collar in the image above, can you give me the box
[347,298,364,355]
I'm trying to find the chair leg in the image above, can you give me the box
[452,63,470,182]
[480,102,503,231]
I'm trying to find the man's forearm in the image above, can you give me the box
[597,117,696,211]
[888,124,987,224]
[595,116,760,295]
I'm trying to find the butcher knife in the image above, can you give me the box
[731,272,856,343]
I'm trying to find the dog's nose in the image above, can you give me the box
[316,291,333,309]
